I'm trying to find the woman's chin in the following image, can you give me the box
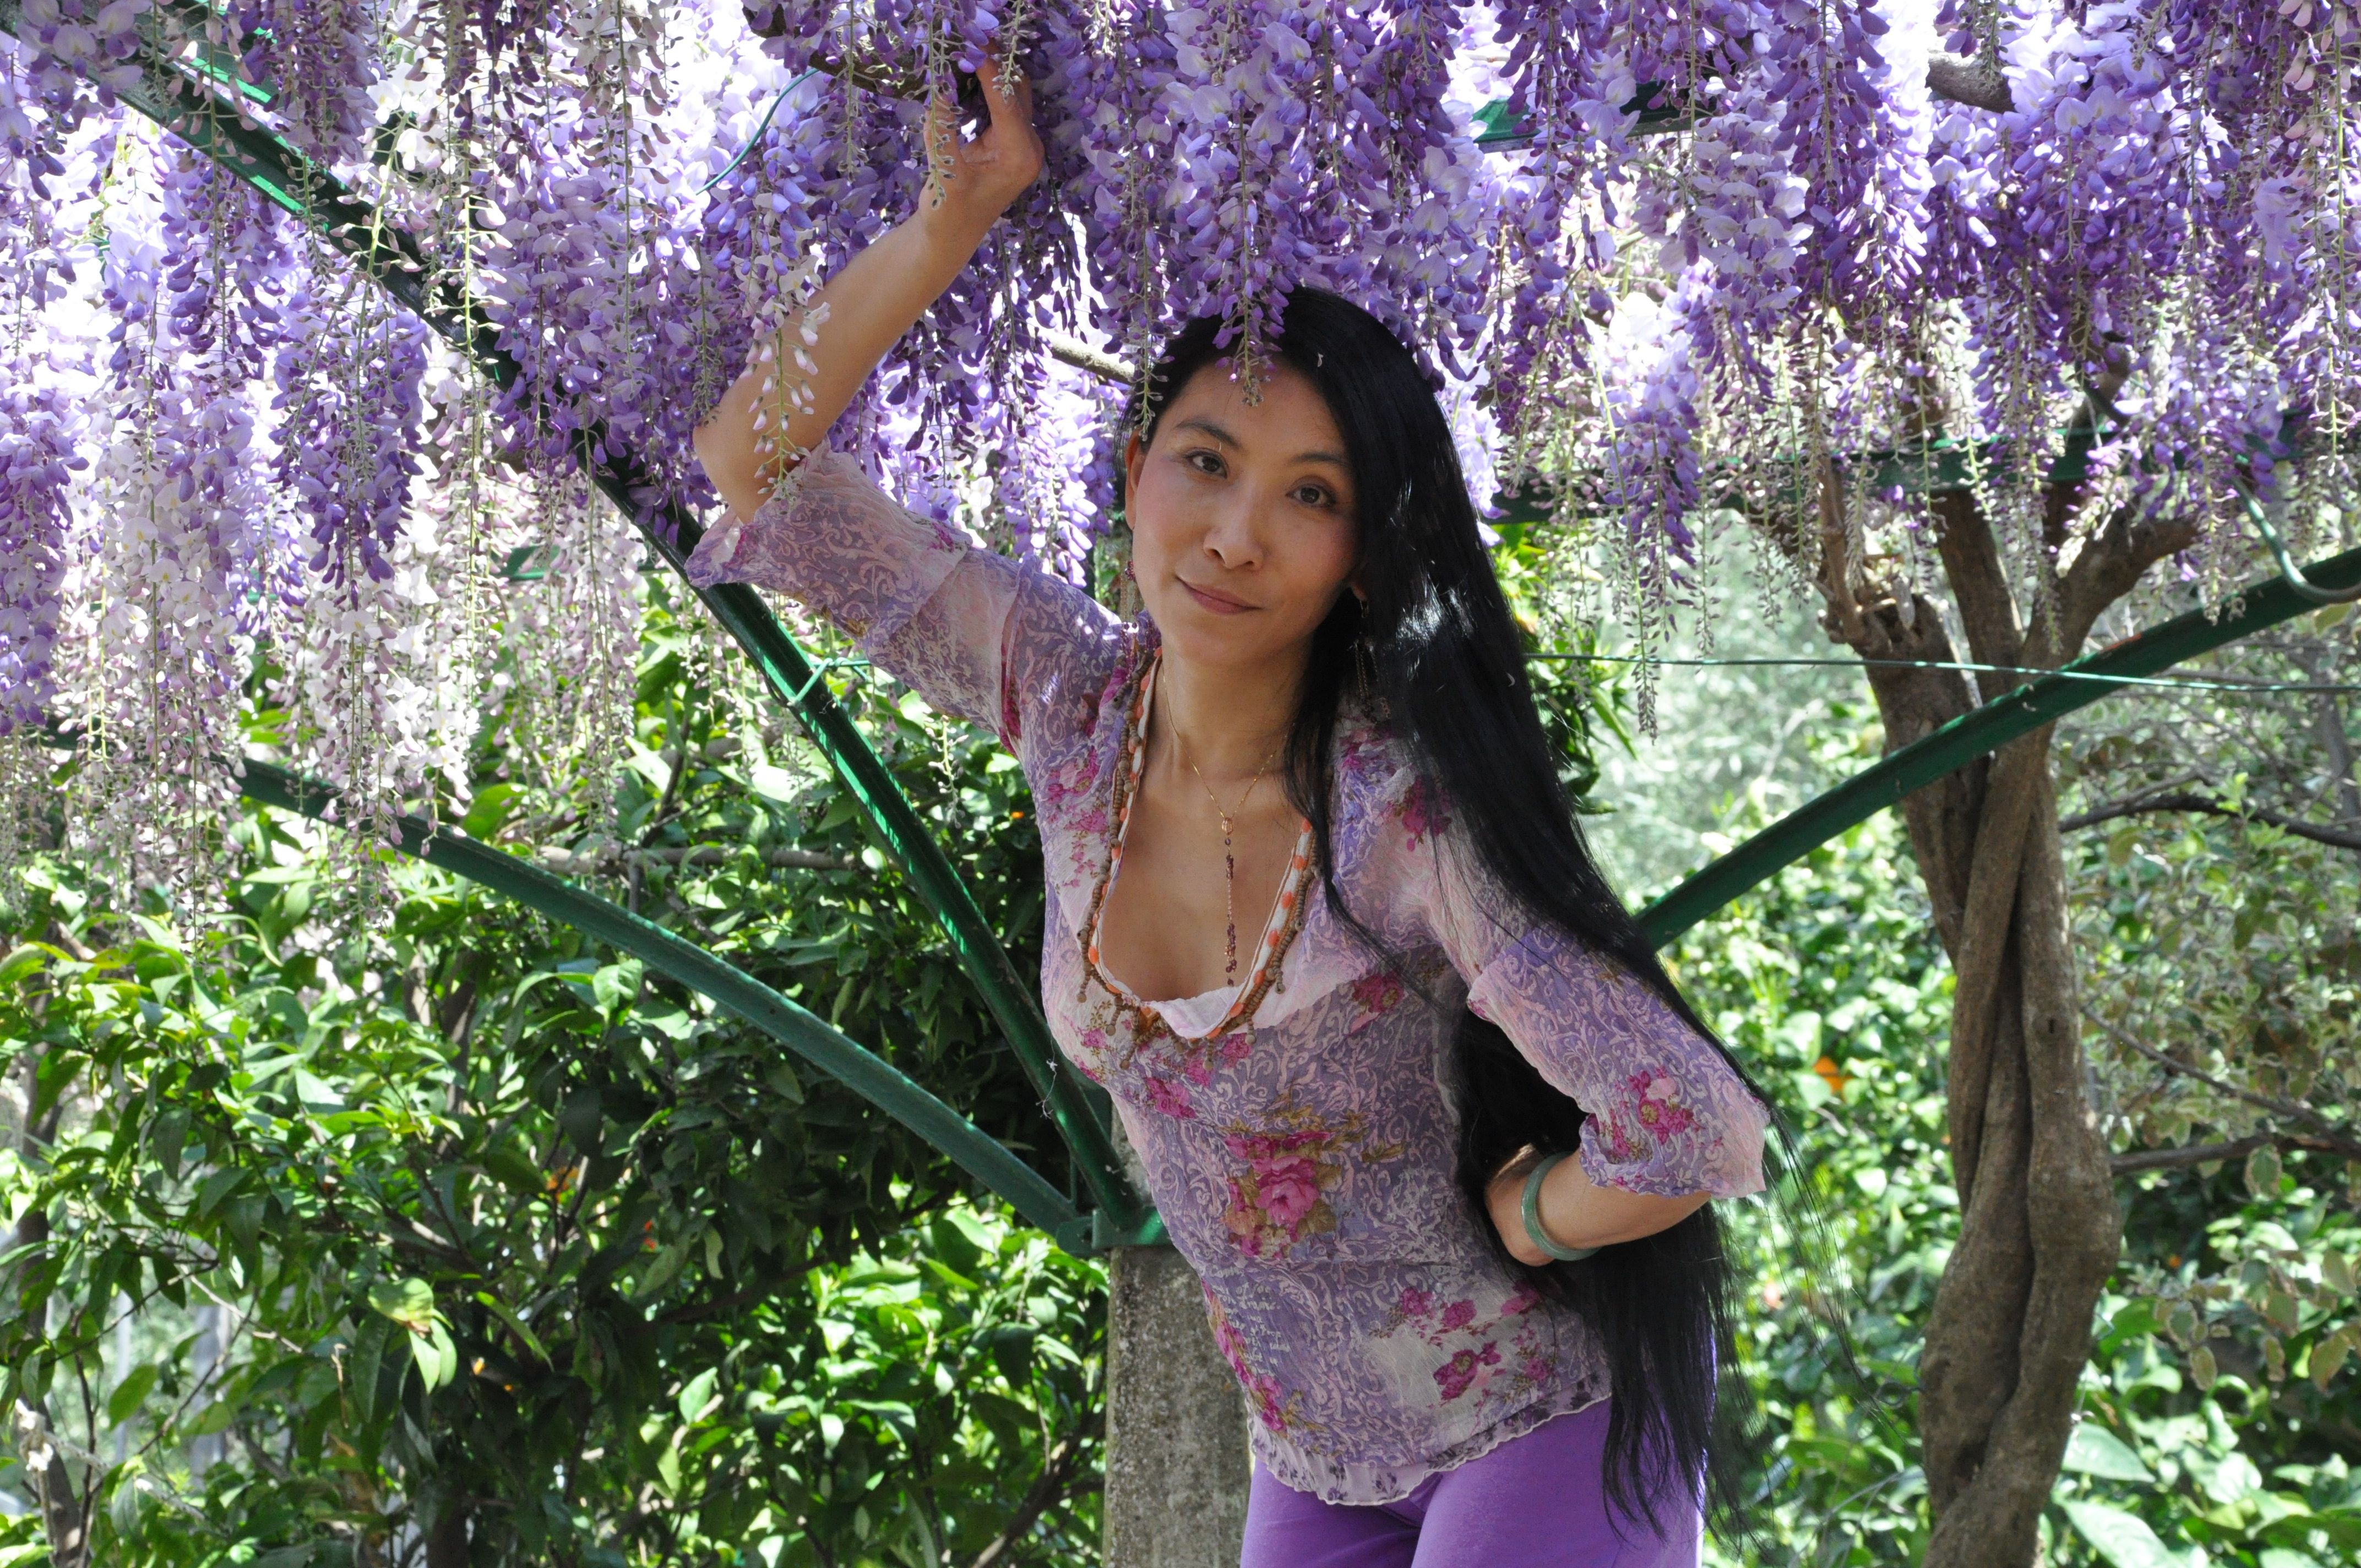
[1155,621,1309,678]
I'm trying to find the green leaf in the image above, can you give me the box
[2061,1501,2196,1568]
[592,960,644,1016]
[412,1320,458,1391]
[2203,1451,2262,1504]
[193,1167,247,1220]
[678,1366,720,1425]
[459,782,520,841]
[367,1277,438,1335]
[633,1240,692,1307]
[625,744,673,796]
[473,1292,550,1366]
[292,1069,345,1112]
[106,1364,160,1428]
[0,945,51,987]
[2062,1423,2155,1483]
[2259,1551,2322,1568]
[2245,1143,2284,1200]
[478,1145,546,1199]
[749,763,806,803]
[185,1397,236,1438]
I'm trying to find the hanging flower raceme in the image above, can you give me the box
[0,374,80,736]
[224,0,380,168]
[0,0,2356,876]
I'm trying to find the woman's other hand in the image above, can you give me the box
[692,60,1042,524]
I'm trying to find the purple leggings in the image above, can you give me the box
[1238,1401,1703,1568]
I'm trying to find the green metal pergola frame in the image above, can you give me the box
[0,0,1153,1243]
[231,758,1102,1250]
[9,3,2356,1257]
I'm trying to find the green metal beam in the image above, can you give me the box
[233,757,1099,1253]
[30,4,2352,1250]
[1637,541,2361,948]
[0,0,1154,1238]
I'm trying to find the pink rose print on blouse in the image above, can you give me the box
[1435,1342,1503,1403]
[1591,1070,1705,1168]
[1145,1075,1196,1120]
[1373,1283,1558,1413]
[1216,1096,1406,1262]
[1347,970,1405,1033]
[1398,779,1450,850]
[1204,1288,1309,1438]
[1335,724,1395,783]
[1036,749,1102,816]
[1223,1133,1341,1260]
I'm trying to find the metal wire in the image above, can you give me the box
[1529,652,2361,697]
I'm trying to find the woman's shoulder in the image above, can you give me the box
[1331,711,1448,844]
[1000,599,1155,761]
[1324,710,1466,925]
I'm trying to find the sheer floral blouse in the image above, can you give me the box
[686,448,1770,1505]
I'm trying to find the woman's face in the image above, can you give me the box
[1123,359,1362,676]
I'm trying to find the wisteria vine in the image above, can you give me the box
[0,0,2353,898]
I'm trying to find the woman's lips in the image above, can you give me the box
[1180,579,1255,614]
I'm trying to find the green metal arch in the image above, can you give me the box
[16,2,2358,1255]
[0,0,1150,1236]
[1637,541,2361,948]
[234,757,1100,1254]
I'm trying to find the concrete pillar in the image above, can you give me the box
[1103,1244,1252,1567]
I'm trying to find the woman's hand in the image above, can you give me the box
[921,61,1044,241]
[692,60,1042,524]
[1483,1145,1713,1268]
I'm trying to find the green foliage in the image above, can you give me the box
[0,581,1100,1564]
[1678,700,1958,1566]
[1674,696,2361,1567]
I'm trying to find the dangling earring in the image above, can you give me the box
[1355,634,1377,704]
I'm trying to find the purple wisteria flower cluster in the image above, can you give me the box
[0,0,2354,878]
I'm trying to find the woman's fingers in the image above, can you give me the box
[975,56,1034,127]
[959,57,1042,203]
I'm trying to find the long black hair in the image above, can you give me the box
[1124,288,1780,1536]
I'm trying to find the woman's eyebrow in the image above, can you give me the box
[1176,416,1347,470]
[1175,416,1240,447]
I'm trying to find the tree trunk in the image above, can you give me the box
[1809,486,2190,1568]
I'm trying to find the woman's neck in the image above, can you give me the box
[1150,646,1303,788]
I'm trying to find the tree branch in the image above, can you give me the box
[1927,52,2013,113]
[965,1405,1105,1568]
[534,844,863,876]
[2059,790,2361,851]
[2112,1131,2361,1174]
[2086,1009,2361,1160]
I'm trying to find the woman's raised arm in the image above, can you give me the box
[692,63,1042,524]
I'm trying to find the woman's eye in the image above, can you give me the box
[1185,450,1225,475]
[1293,483,1334,508]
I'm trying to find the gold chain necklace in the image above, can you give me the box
[1179,736,1283,981]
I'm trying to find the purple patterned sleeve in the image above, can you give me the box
[1421,823,1769,1200]
[682,448,1119,744]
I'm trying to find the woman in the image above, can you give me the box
[693,66,1772,1567]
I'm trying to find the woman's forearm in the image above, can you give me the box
[692,65,1040,525]
[1485,1146,1712,1267]
[693,206,992,524]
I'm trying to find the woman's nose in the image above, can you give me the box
[1200,494,1264,570]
